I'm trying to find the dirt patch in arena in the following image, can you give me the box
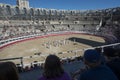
[0,33,105,64]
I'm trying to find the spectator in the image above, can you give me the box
[103,47,120,80]
[0,62,19,80]
[38,55,71,80]
[78,49,118,80]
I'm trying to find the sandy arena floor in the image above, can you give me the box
[0,33,105,64]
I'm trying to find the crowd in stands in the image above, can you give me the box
[0,47,120,80]
[0,24,74,41]
[0,17,120,44]
[113,24,120,41]
[0,21,120,45]
[0,23,120,44]
[96,21,120,43]
[0,25,42,40]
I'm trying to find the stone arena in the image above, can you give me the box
[0,0,120,80]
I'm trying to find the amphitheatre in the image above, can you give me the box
[0,1,120,80]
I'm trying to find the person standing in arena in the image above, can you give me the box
[38,55,71,80]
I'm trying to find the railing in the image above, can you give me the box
[0,42,120,68]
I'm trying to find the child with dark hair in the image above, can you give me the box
[38,55,71,80]
[0,62,19,80]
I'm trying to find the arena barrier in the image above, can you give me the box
[0,31,90,49]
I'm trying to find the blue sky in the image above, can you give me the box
[0,0,120,10]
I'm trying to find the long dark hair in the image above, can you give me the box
[43,55,64,79]
[0,62,19,80]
